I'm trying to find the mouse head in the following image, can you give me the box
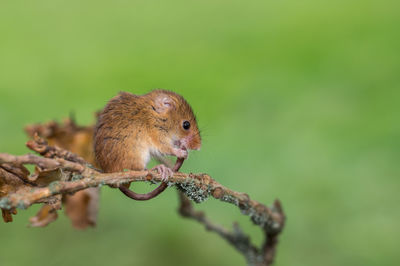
[148,90,201,152]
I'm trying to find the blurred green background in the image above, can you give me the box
[0,0,399,265]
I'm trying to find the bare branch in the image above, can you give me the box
[26,133,87,165]
[177,190,285,266]
[0,153,85,173]
[0,134,285,266]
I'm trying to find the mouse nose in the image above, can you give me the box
[187,133,201,151]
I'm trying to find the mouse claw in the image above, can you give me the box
[152,164,174,182]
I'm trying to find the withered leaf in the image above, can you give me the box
[64,187,99,229]
[29,204,58,227]
[1,167,28,196]
[25,118,100,229]
[1,167,32,223]
[2,208,17,223]
[0,163,30,184]
[32,168,66,187]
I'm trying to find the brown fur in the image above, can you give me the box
[94,90,201,173]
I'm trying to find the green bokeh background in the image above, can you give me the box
[0,1,399,265]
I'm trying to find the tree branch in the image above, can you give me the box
[1,128,285,266]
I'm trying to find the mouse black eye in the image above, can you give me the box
[182,121,191,130]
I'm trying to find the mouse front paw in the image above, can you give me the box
[151,164,174,182]
[172,148,188,159]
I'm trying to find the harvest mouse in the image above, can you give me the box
[93,90,201,197]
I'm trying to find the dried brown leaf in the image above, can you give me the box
[2,208,17,223]
[1,163,30,182]
[33,168,66,187]
[29,204,58,227]
[25,118,99,229]
[64,188,99,229]
[25,118,96,164]
[0,167,32,220]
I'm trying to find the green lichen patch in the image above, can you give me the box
[220,194,239,206]
[71,173,84,181]
[0,197,12,210]
[17,200,29,210]
[250,211,268,226]
[86,164,102,172]
[48,181,61,193]
[178,180,211,203]
[98,180,106,187]
[167,181,176,187]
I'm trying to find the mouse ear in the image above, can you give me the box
[153,94,174,113]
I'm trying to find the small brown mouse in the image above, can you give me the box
[93,90,201,198]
